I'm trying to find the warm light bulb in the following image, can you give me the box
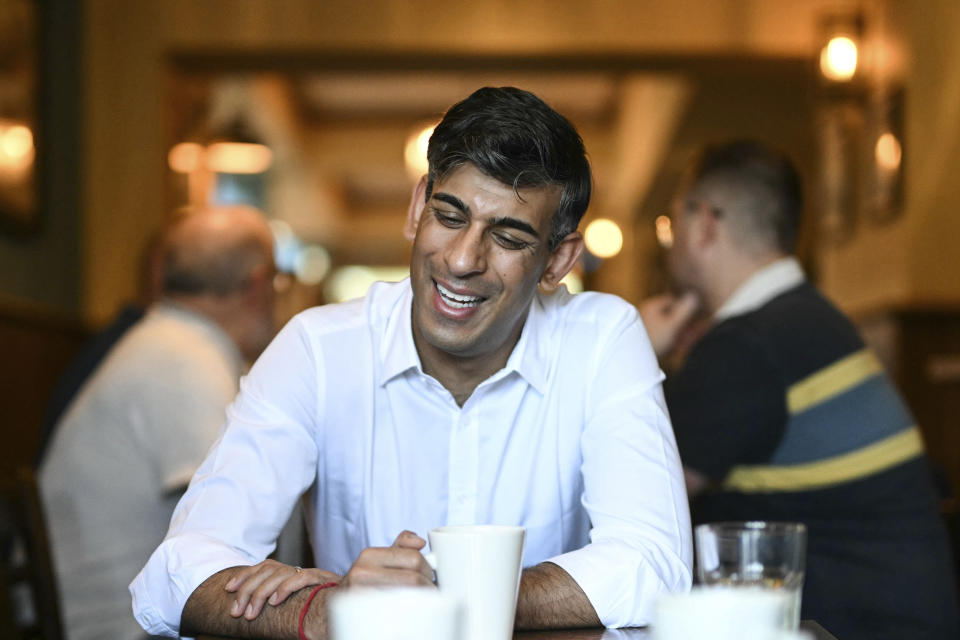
[404,124,435,181]
[584,218,623,259]
[875,133,902,171]
[168,142,205,173]
[205,141,273,174]
[0,124,35,174]
[820,36,858,81]
[0,125,33,159]
[654,215,673,249]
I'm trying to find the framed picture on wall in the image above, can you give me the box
[0,0,39,233]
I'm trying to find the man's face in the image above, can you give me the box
[408,163,562,367]
[667,190,702,292]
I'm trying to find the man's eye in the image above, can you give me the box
[493,233,530,251]
[432,209,464,227]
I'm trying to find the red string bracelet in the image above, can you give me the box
[298,582,338,640]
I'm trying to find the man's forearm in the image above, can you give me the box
[181,567,332,640]
[514,562,601,629]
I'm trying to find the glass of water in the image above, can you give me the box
[694,521,807,630]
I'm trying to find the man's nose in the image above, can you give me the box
[445,227,487,277]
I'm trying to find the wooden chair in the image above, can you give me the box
[0,467,64,640]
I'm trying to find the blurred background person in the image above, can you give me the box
[640,140,958,640]
[35,225,166,465]
[39,205,277,640]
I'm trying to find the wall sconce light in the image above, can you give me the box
[818,14,864,86]
[814,10,904,244]
[820,35,859,83]
[865,87,905,223]
[0,119,35,180]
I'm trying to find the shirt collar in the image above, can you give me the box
[377,280,549,394]
[504,290,549,394]
[714,256,806,322]
[379,281,421,385]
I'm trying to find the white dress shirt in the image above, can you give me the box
[131,280,692,635]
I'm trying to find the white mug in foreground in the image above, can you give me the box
[327,587,463,640]
[424,524,526,640]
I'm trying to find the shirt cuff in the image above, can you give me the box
[130,532,255,636]
[548,540,691,628]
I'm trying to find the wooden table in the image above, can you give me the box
[514,621,836,639]
[199,620,837,640]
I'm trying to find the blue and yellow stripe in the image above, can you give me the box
[723,348,924,493]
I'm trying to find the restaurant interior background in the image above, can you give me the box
[2,0,960,513]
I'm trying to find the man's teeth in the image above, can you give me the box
[437,283,482,308]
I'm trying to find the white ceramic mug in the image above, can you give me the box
[327,586,463,640]
[424,524,526,640]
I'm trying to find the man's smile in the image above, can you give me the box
[435,280,486,311]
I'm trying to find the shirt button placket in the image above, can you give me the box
[447,405,472,524]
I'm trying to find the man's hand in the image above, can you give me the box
[181,531,433,639]
[223,559,342,621]
[341,530,434,588]
[638,292,700,359]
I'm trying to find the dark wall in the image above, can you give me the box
[0,1,82,317]
[0,310,86,471]
[0,2,85,472]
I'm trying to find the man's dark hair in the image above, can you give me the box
[426,87,592,250]
[690,139,803,254]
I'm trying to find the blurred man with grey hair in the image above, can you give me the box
[40,205,276,640]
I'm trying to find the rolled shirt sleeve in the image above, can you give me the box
[549,309,693,627]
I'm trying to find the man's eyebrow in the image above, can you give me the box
[431,192,467,212]
[490,216,539,238]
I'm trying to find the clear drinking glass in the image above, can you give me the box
[694,521,807,630]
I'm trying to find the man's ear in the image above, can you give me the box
[242,263,271,305]
[540,232,584,292]
[403,175,428,242]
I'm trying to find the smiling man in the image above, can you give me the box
[131,87,691,640]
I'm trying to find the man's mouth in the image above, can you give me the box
[436,281,484,309]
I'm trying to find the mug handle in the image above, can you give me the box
[422,551,438,584]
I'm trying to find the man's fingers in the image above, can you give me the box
[342,544,435,589]
[223,563,261,593]
[638,291,701,359]
[359,545,425,570]
[672,291,700,322]
[225,561,344,620]
[229,563,279,618]
[268,569,342,606]
[392,530,426,550]
[344,564,435,588]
